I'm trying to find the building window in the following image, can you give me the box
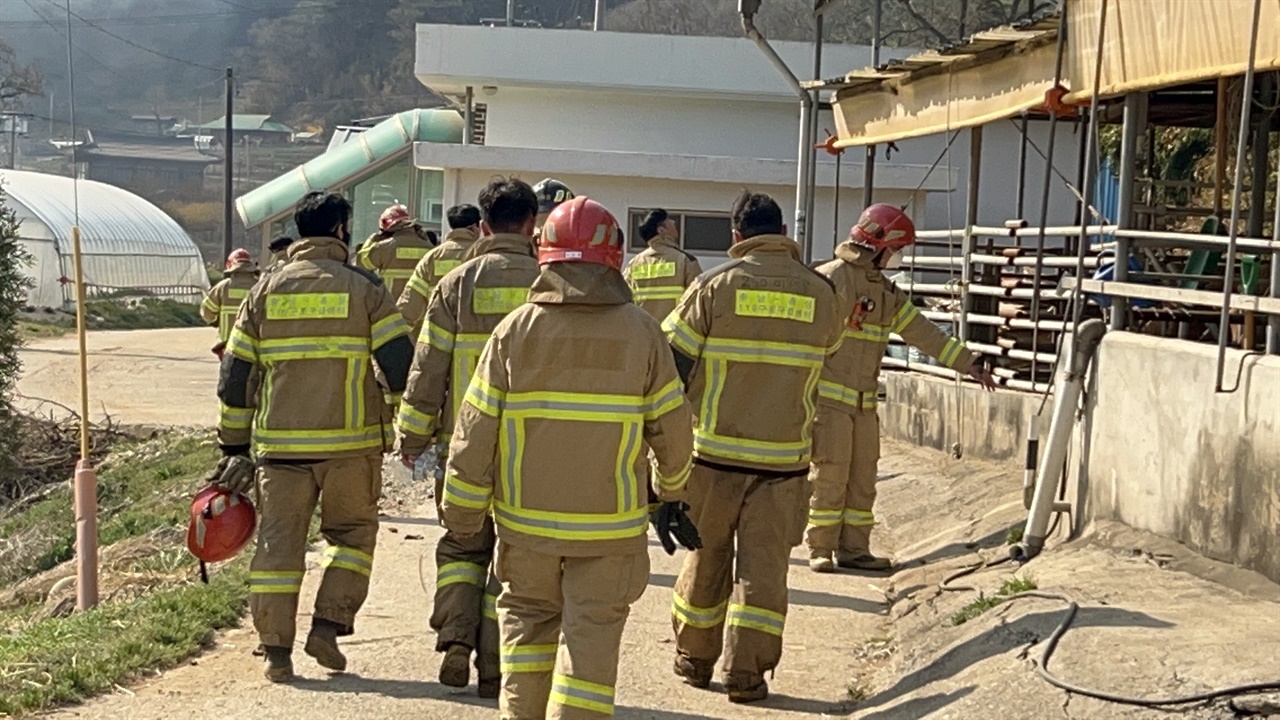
[627,210,732,253]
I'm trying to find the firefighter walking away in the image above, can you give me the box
[357,203,440,300]
[623,208,702,321]
[807,204,995,573]
[441,195,699,719]
[398,203,483,337]
[397,181,542,699]
[664,191,844,703]
[217,191,414,682]
[201,248,259,359]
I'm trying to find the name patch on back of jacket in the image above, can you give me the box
[473,287,528,315]
[266,292,351,320]
[632,261,676,280]
[396,247,430,260]
[734,289,815,323]
[435,259,462,275]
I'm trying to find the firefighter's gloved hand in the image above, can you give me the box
[412,445,438,484]
[210,454,255,497]
[651,502,703,556]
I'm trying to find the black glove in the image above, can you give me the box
[651,502,703,556]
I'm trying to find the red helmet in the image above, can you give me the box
[186,485,256,564]
[379,204,411,232]
[538,197,623,270]
[851,204,916,254]
[225,248,252,270]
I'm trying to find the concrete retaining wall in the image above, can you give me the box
[1082,333,1280,584]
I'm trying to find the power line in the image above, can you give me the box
[39,0,222,72]
[18,0,129,82]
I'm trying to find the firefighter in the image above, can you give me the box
[217,191,414,682]
[622,208,703,321]
[441,195,698,720]
[529,178,574,241]
[396,183,542,699]
[357,204,440,300]
[665,191,844,704]
[201,248,259,359]
[807,204,995,573]
[264,235,294,274]
[397,203,482,337]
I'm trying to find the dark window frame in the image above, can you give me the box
[627,208,732,253]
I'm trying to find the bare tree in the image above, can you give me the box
[0,40,42,111]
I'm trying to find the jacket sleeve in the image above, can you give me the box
[440,330,507,535]
[662,277,712,368]
[396,280,458,456]
[216,296,259,453]
[643,322,694,502]
[367,283,414,400]
[356,236,382,273]
[397,251,436,338]
[200,282,221,327]
[888,285,975,372]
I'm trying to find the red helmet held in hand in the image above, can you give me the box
[850,204,916,254]
[538,197,623,270]
[187,485,256,564]
[225,248,253,270]
[379,204,412,232]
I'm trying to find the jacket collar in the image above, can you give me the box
[468,232,536,259]
[647,236,680,252]
[834,240,877,267]
[445,228,479,245]
[289,236,350,263]
[529,263,634,306]
[728,234,802,261]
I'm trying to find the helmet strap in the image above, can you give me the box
[199,559,209,585]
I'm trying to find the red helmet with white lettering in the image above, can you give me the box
[186,485,256,564]
[225,248,253,270]
[379,204,412,232]
[850,204,916,254]
[538,197,623,270]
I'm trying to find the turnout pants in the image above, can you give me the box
[806,403,880,556]
[249,454,382,649]
[672,463,806,679]
[432,468,501,679]
[494,540,649,720]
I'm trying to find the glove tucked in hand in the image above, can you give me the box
[650,501,703,556]
[210,454,256,496]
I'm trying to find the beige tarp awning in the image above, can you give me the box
[1064,0,1280,103]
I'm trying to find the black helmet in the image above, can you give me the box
[533,178,575,214]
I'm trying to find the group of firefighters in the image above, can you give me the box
[197,176,994,719]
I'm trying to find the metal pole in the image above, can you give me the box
[1070,0,1109,330]
[1029,6,1069,383]
[806,10,824,264]
[833,150,842,252]
[463,86,474,146]
[960,126,983,343]
[1214,77,1229,219]
[1268,149,1280,354]
[223,67,234,259]
[1111,92,1147,332]
[1214,0,1265,392]
[862,0,882,208]
[594,0,604,30]
[506,0,515,26]
[1015,113,1029,219]
[7,118,15,170]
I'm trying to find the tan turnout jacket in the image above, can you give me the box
[397,228,479,336]
[201,266,258,342]
[357,225,438,300]
[814,241,975,413]
[217,237,414,460]
[441,263,695,557]
[397,233,541,454]
[664,235,844,474]
[623,236,703,321]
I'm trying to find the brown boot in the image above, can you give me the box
[673,655,714,689]
[808,550,835,573]
[477,677,500,699]
[304,620,348,672]
[836,551,893,571]
[725,672,768,703]
[439,644,471,688]
[263,646,294,683]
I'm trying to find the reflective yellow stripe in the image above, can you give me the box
[807,508,843,528]
[266,292,350,320]
[662,315,705,357]
[219,403,254,430]
[483,591,499,620]
[633,286,685,302]
[844,508,876,527]
[501,643,557,674]
[406,272,433,299]
[443,475,492,510]
[201,296,218,315]
[357,246,376,270]
[434,259,461,276]
[472,286,528,315]
[702,337,826,368]
[381,268,415,280]
[227,288,249,300]
[226,328,258,362]
[630,261,676,280]
[734,289,815,323]
[493,502,649,542]
[396,403,435,436]
[503,390,647,423]
[371,313,410,350]
[257,336,368,362]
[844,323,891,342]
[322,546,374,577]
[421,321,456,352]
[253,426,384,454]
[694,429,812,466]
[396,246,430,260]
[249,570,304,594]
[727,602,785,637]
[890,303,921,333]
[436,561,486,588]
[938,337,966,368]
[817,380,878,410]
[645,378,686,420]
[672,592,727,629]
[550,674,615,715]
[657,457,692,493]
[464,377,506,417]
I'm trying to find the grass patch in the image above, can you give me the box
[0,566,246,715]
[1006,524,1025,545]
[950,576,1039,626]
[17,321,69,340]
[85,298,204,331]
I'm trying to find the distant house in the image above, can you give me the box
[75,130,217,199]
[129,114,178,137]
[199,114,295,146]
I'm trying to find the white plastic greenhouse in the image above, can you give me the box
[1,169,209,308]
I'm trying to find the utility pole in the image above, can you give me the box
[862,0,882,207]
[7,117,16,170]
[506,0,515,26]
[223,67,234,258]
[594,0,604,30]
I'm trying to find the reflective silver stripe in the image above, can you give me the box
[551,679,615,711]
[494,504,649,534]
[505,398,644,416]
[694,432,808,460]
[703,341,824,365]
[619,421,639,511]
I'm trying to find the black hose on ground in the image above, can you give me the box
[939,560,1280,708]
